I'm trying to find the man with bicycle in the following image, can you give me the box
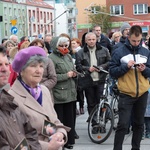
[110,25,150,150]
[75,32,111,122]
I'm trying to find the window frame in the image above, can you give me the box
[110,5,124,15]
[133,4,148,15]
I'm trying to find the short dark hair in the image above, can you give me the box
[129,25,142,37]
[1,38,8,44]
[0,46,6,55]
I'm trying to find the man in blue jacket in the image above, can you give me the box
[110,25,150,150]
[92,25,112,54]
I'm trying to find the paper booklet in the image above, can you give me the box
[42,119,57,139]
[14,138,30,150]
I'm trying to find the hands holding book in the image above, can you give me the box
[48,132,65,150]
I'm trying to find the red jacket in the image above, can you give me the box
[8,64,18,86]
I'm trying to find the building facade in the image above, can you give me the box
[106,0,150,37]
[26,0,54,39]
[0,0,27,42]
[76,0,150,39]
[0,0,54,42]
[45,0,77,38]
[76,0,106,39]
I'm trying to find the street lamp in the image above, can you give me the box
[84,3,96,32]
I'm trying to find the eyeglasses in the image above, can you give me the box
[59,45,68,48]
[114,36,120,39]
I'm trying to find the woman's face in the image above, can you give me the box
[71,40,80,49]
[58,42,69,49]
[24,37,29,41]
[36,42,44,48]
[6,43,15,52]
[21,62,44,87]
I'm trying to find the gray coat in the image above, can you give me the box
[41,58,57,91]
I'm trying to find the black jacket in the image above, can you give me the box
[75,43,111,83]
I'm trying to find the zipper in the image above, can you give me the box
[133,48,139,97]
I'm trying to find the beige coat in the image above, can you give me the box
[9,79,69,150]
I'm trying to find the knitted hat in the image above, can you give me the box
[12,46,46,73]
[120,22,131,34]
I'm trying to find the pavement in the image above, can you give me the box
[72,107,150,150]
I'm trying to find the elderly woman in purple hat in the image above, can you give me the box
[8,46,69,150]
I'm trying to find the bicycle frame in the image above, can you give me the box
[88,70,115,144]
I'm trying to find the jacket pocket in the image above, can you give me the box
[53,86,68,101]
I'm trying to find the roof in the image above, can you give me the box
[26,0,54,9]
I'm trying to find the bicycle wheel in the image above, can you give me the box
[110,94,119,130]
[88,101,114,144]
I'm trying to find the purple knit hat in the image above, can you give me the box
[12,46,46,73]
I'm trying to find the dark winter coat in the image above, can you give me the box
[0,90,41,150]
[75,43,111,83]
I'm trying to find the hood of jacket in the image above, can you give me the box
[50,36,59,54]
[119,36,126,44]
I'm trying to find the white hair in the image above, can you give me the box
[85,32,96,39]
[9,35,18,40]
[56,37,70,47]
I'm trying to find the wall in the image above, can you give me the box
[76,0,106,39]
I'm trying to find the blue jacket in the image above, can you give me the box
[110,38,150,97]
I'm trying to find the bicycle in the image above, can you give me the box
[88,68,114,144]
[110,81,119,130]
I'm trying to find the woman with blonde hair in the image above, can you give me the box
[112,31,122,46]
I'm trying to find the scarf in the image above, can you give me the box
[57,47,69,55]
[19,78,42,105]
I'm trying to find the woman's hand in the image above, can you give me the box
[48,132,65,150]
[67,71,75,78]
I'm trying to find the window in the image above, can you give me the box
[47,12,49,20]
[14,8,17,16]
[33,10,35,18]
[90,6,101,14]
[50,12,52,21]
[9,8,12,15]
[134,4,148,14]
[110,5,124,15]
[33,24,36,32]
[4,7,7,15]
[5,23,8,36]
[40,11,42,20]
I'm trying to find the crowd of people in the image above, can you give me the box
[0,23,150,150]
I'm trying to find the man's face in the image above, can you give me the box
[128,34,142,47]
[85,34,97,48]
[0,54,10,88]
[122,28,130,37]
[11,36,18,45]
[93,26,101,38]
[45,36,52,44]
